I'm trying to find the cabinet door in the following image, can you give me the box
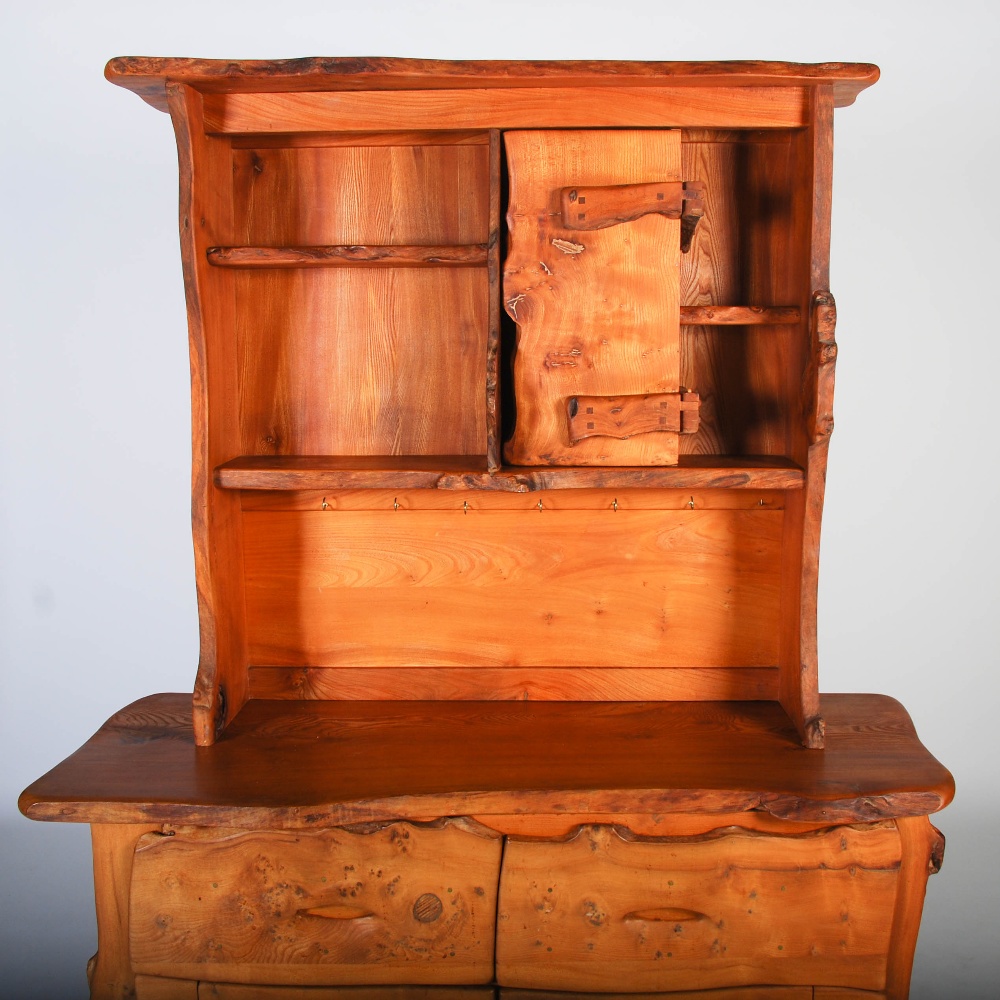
[504,130,694,467]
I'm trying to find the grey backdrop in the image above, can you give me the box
[2,1,997,995]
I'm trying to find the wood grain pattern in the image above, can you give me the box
[200,985,494,998]
[214,455,805,492]
[232,144,489,246]
[485,130,502,472]
[813,989,888,999]
[230,131,492,149]
[501,989,815,999]
[504,130,682,465]
[239,488,787,511]
[883,817,943,998]
[680,305,799,325]
[208,245,489,268]
[247,666,779,703]
[496,824,900,992]
[166,83,248,745]
[778,86,838,748]
[105,58,879,113]
[135,975,198,999]
[234,268,487,457]
[130,820,500,986]
[242,509,782,669]
[19,694,954,829]
[90,824,157,1000]
[202,88,809,134]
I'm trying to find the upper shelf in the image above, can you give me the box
[214,455,805,491]
[105,58,880,113]
[207,244,490,268]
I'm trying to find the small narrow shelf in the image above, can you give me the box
[679,305,800,325]
[214,454,805,491]
[206,244,490,268]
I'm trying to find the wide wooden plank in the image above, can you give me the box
[106,57,880,113]
[207,245,489,268]
[214,455,805,492]
[202,87,808,133]
[496,824,899,992]
[18,695,954,828]
[201,986,494,999]
[504,130,682,465]
[232,144,489,245]
[242,509,783,669]
[500,989,813,999]
[248,666,779,702]
[234,268,487,457]
[130,821,500,986]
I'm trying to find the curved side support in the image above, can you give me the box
[167,83,247,745]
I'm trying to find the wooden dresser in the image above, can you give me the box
[20,59,953,999]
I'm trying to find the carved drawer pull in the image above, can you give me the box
[624,906,709,923]
[299,904,374,920]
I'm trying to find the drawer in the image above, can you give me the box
[496,823,901,992]
[130,819,501,986]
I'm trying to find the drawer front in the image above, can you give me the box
[130,820,501,986]
[496,824,901,992]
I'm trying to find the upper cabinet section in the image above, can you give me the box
[106,58,876,491]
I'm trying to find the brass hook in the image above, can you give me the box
[687,496,696,509]
[321,497,330,510]
[463,501,470,514]
[537,499,544,512]
[393,497,400,511]
[612,498,618,512]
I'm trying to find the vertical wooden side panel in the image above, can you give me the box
[779,87,835,748]
[503,130,682,466]
[884,816,945,999]
[89,823,157,1000]
[167,84,247,745]
[486,129,502,472]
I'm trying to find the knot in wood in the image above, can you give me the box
[412,892,444,923]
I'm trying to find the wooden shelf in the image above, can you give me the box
[207,243,490,268]
[214,454,805,491]
[679,305,800,325]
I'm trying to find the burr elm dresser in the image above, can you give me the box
[20,58,954,999]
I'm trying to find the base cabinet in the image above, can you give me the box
[98,815,941,999]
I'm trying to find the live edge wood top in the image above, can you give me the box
[105,58,879,113]
[21,695,952,828]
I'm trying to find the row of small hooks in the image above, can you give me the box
[318,495,773,512]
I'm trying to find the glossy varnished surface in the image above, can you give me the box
[104,58,880,113]
[20,695,953,828]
